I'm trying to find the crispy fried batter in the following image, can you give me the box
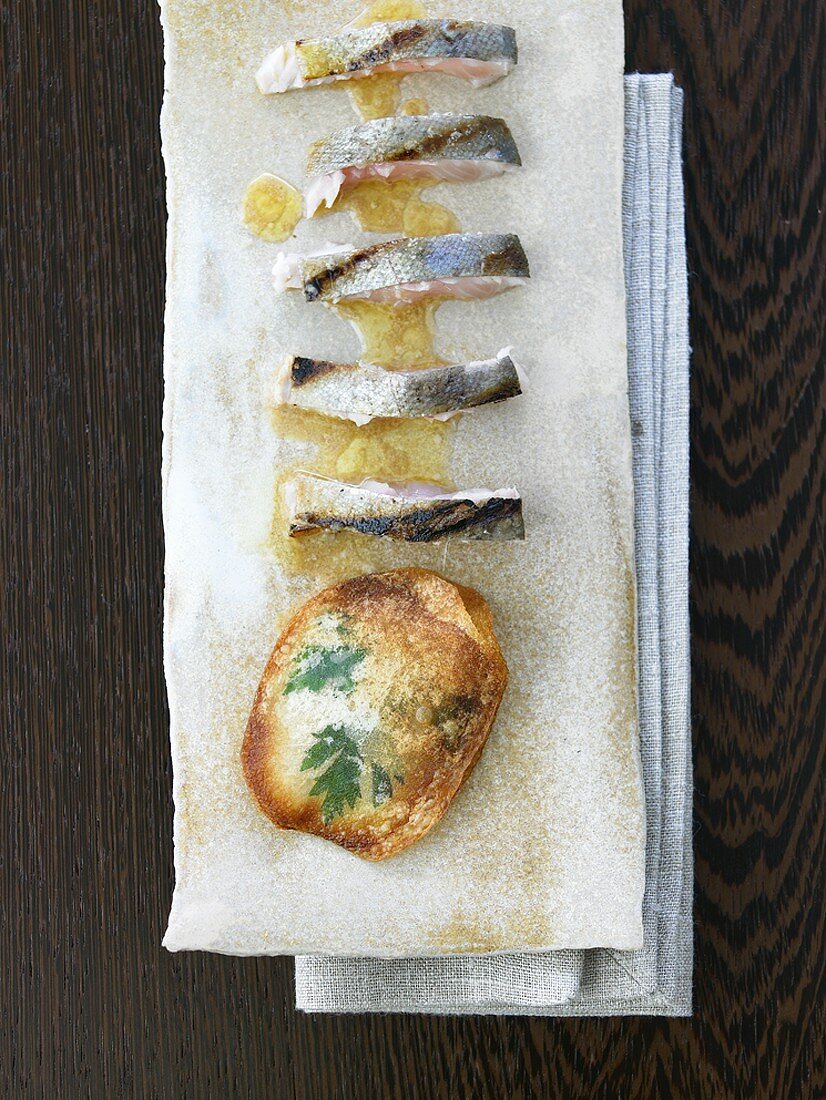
[242,568,508,860]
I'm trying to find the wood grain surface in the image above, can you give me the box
[1,1,823,1096]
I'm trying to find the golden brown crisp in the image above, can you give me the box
[242,568,508,860]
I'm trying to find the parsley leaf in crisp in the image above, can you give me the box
[299,726,404,823]
[300,726,363,824]
[283,643,366,696]
[299,729,342,772]
[371,762,394,807]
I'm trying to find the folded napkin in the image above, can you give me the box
[296,73,692,1017]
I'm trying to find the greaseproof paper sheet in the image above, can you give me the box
[161,0,645,956]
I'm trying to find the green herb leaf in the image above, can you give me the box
[301,726,364,824]
[299,729,341,772]
[283,644,366,696]
[335,615,352,637]
[371,762,393,807]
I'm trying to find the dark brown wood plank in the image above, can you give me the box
[1,1,823,1096]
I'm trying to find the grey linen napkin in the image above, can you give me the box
[295,73,692,1017]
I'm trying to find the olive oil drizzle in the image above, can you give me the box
[332,299,446,369]
[347,73,403,121]
[318,178,460,238]
[347,0,428,29]
[242,174,302,243]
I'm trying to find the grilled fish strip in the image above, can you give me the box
[275,351,522,424]
[306,114,521,177]
[273,233,530,303]
[304,114,521,216]
[257,20,518,94]
[284,476,525,542]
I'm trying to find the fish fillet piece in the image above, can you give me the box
[256,20,517,94]
[242,567,508,860]
[273,233,530,303]
[304,114,521,217]
[275,350,522,424]
[284,474,525,541]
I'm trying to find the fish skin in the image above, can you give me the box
[264,20,517,89]
[284,475,525,542]
[276,352,522,423]
[306,114,521,177]
[300,233,530,303]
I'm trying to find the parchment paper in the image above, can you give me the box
[161,0,645,956]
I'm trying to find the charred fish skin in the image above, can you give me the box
[306,115,521,177]
[284,476,525,543]
[258,21,518,93]
[276,353,522,423]
[296,496,526,541]
[300,233,530,303]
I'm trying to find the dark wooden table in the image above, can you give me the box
[2,1,824,1096]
